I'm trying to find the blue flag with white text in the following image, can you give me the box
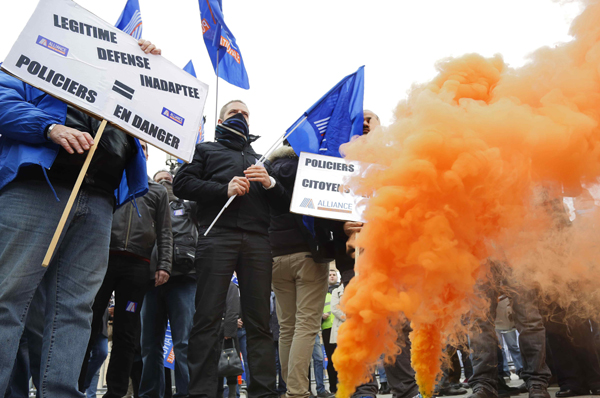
[198,0,250,89]
[115,0,143,40]
[286,66,364,158]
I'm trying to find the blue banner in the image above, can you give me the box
[115,0,143,40]
[198,0,250,89]
[287,66,365,158]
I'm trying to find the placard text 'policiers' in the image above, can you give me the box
[1,0,208,162]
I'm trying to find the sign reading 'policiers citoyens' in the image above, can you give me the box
[290,152,372,223]
[1,0,209,162]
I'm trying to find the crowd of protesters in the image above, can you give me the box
[1,40,600,398]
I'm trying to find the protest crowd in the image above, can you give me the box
[3,2,600,398]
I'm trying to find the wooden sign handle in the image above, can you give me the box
[42,120,108,267]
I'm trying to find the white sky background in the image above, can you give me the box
[0,0,583,177]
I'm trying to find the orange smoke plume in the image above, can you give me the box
[333,1,600,397]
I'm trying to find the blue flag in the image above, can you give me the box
[198,0,250,89]
[183,60,197,77]
[287,66,364,158]
[115,0,143,40]
[177,60,203,164]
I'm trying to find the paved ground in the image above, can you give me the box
[375,376,588,398]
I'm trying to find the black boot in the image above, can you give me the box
[467,387,498,398]
[529,384,551,398]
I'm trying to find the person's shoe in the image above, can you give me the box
[518,383,528,393]
[497,374,520,397]
[467,387,498,398]
[379,382,392,394]
[438,386,469,396]
[590,389,600,395]
[555,390,589,397]
[317,392,335,398]
[529,385,550,398]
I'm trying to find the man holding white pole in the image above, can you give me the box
[173,100,287,398]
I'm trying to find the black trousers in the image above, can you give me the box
[546,312,600,392]
[322,328,338,392]
[81,254,151,398]
[353,324,418,398]
[188,228,277,398]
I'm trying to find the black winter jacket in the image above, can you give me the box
[223,281,240,338]
[268,146,334,262]
[173,141,287,235]
[149,199,198,278]
[110,177,173,274]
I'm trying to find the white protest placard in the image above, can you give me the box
[1,0,208,162]
[290,152,371,222]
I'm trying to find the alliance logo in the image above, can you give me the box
[300,198,315,209]
[36,35,69,56]
[317,200,353,214]
[162,107,185,126]
[125,301,137,313]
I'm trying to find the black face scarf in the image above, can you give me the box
[159,180,177,202]
[215,113,250,151]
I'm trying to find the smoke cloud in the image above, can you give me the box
[333,1,600,396]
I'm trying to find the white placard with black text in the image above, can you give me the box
[290,152,370,222]
[1,0,208,162]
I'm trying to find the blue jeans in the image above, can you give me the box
[139,278,196,398]
[498,330,523,374]
[312,334,325,394]
[0,180,113,398]
[84,335,108,398]
[378,354,388,383]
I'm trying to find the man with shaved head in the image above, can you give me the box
[174,100,287,398]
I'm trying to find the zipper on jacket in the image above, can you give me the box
[124,202,134,249]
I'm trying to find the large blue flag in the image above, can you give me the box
[287,66,364,158]
[198,0,250,89]
[115,0,143,40]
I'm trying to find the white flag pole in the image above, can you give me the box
[203,116,308,236]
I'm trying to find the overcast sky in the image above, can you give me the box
[1,0,583,177]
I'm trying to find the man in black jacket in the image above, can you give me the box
[139,169,199,398]
[268,144,334,398]
[83,141,173,398]
[173,100,287,398]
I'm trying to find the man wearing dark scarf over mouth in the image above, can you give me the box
[174,100,287,398]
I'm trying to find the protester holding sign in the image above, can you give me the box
[173,100,287,397]
[0,40,160,398]
[82,141,173,398]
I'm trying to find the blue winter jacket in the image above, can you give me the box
[0,70,148,206]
